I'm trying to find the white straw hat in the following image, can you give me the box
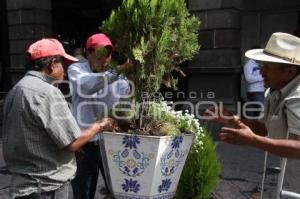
[245,32,300,66]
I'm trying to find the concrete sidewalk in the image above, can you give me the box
[213,142,278,198]
[0,140,278,199]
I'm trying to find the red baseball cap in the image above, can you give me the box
[27,38,78,62]
[86,33,113,49]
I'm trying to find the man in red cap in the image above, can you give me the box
[68,33,133,199]
[2,38,117,199]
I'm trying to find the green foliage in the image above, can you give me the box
[100,3,219,197]
[101,0,200,101]
[147,101,201,136]
[176,126,221,199]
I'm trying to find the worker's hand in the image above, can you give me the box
[97,117,119,132]
[220,121,256,146]
[118,59,134,73]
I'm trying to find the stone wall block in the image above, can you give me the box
[241,14,261,54]
[9,25,52,40]
[260,12,298,43]
[189,0,243,11]
[189,49,241,68]
[6,0,51,10]
[187,72,241,101]
[244,0,300,12]
[195,10,241,30]
[199,30,241,49]
[8,10,52,25]
[10,55,26,68]
[214,29,241,48]
[9,40,33,54]
[198,31,214,49]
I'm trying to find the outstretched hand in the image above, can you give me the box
[220,120,256,146]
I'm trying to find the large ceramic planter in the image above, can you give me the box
[100,132,194,199]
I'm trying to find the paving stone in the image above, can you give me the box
[0,174,10,190]
[214,142,278,198]
[0,188,9,199]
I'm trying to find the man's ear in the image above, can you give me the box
[48,60,56,73]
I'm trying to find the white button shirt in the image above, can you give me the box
[261,74,300,193]
[68,62,130,142]
[244,59,265,92]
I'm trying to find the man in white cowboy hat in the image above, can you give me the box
[204,32,300,194]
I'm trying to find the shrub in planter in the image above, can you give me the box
[101,0,200,102]
[98,0,220,198]
[176,126,221,199]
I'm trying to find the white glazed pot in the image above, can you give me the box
[100,132,194,199]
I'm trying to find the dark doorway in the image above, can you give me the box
[52,0,122,99]
[52,0,122,54]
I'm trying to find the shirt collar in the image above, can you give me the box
[26,70,57,84]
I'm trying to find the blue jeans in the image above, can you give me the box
[71,142,109,199]
[16,181,71,199]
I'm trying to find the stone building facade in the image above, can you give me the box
[187,0,300,114]
[0,0,300,129]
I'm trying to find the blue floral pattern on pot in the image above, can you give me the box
[158,179,172,193]
[123,135,140,149]
[102,132,194,198]
[171,136,183,149]
[160,136,185,176]
[115,193,175,199]
[113,135,151,177]
[122,179,140,193]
